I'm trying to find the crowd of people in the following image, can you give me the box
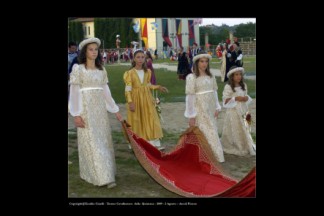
[68,37,255,189]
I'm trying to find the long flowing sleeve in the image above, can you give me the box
[68,64,82,116]
[123,71,133,103]
[103,84,119,113]
[212,77,221,111]
[102,69,119,113]
[244,83,253,106]
[222,84,237,108]
[184,74,197,118]
[214,91,221,111]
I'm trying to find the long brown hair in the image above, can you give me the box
[78,42,103,70]
[228,73,246,92]
[193,57,212,77]
[130,50,148,72]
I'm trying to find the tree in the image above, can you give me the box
[200,26,230,47]
[71,18,140,49]
[199,22,255,47]
[68,21,83,44]
[234,22,256,39]
[217,28,230,44]
[125,18,138,48]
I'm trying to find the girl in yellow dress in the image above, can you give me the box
[123,49,168,148]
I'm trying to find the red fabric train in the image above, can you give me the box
[121,121,256,197]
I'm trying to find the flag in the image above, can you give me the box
[140,18,148,48]
[162,18,172,47]
[151,22,158,30]
[133,21,140,33]
[176,19,182,47]
[188,20,195,46]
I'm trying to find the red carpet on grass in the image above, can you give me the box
[121,121,256,197]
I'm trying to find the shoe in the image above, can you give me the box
[128,144,132,149]
[107,182,117,188]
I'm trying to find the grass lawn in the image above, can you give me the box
[105,65,256,103]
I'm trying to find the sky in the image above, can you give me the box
[200,18,256,26]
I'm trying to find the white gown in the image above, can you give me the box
[69,64,119,186]
[184,74,225,162]
[221,84,256,156]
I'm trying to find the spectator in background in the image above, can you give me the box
[216,44,223,59]
[116,35,121,48]
[68,41,78,103]
[68,56,79,75]
[234,42,243,67]
[145,51,156,85]
[154,49,158,59]
[191,42,201,58]
[190,42,201,69]
[177,47,191,80]
[221,43,230,82]
[68,41,78,74]
[225,44,237,81]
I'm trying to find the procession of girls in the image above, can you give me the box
[69,37,255,188]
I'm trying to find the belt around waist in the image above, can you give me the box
[195,90,214,95]
[80,87,103,91]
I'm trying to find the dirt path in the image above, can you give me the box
[68,100,256,135]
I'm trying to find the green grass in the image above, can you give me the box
[251,133,256,143]
[105,65,255,104]
[161,130,182,146]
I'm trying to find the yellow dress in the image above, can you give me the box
[123,68,162,141]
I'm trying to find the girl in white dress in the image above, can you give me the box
[221,66,256,156]
[69,38,123,188]
[184,52,225,163]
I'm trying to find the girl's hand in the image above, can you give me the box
[235,96,245,102]
[243,96,249,102]
[74,116,85,128]
[115,112,123,121]
[159,86,169,93]
[214,110,219,118]
[129,102,135,112]
[189,118,196,127]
